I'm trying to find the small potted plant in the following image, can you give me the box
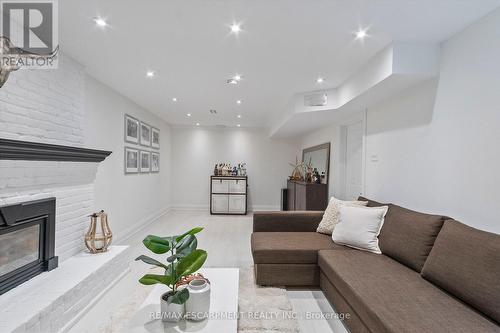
[135,227,207,322]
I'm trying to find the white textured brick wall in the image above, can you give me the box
[0,54,98,262]
[0,55,85,146]
[0,160,98,261]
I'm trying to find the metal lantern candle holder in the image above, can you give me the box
[85,210,113,253]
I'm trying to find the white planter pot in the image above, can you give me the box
[160,291,185,322]
[185,279,211,321]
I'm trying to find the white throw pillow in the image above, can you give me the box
[316,197,368,235]
[332,205,389,254]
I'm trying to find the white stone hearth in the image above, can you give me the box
[0,246,130,333]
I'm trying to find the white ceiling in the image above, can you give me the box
[60,0,500,128]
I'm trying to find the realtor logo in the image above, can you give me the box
[1,1,57,54]
[0,0,58,86]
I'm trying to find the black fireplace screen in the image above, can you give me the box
[0,198,58,295]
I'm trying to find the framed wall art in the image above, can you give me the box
[151,152,160,173]
[140,150,151,173]
[151,127,160,149]
[140,122,151,146]
[124,147,139,174]
[124,114,140,144]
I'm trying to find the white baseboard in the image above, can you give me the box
[170,204,280,212]
[251,205,280,211]
[114,206,172,244]
[171,204,209,211]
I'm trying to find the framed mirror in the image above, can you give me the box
[302,142,330,184]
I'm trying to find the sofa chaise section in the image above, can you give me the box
[319,249,500,333]
[251,211,349,286]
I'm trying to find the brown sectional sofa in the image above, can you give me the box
[251,197,500,333]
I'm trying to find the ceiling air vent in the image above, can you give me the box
[304,92,327,107]
[215,124,226,129]
[210,109,217,114]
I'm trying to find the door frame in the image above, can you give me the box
[338,110,367,200]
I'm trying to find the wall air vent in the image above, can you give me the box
[304,92,327,107]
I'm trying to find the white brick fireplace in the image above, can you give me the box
[0,55,97,261]
[0,161,97,261]
[0,55,129,332]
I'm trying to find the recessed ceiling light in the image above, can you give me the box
[316,77,324,84]
[236,100,242,104]
[94,17,107,27]
[237,115,242,119]
[236,124,241,127]
[186,113,191,117]
[172,97,178,102]
[230,23,241,34]
[146,71,155,78]
[196,123,200,126]
[355,29,368,39]
[227,74,243,85]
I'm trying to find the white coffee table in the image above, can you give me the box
[127,268,239,333]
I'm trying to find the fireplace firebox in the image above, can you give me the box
[0,197,58,295]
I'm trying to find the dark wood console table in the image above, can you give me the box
[286,180,328,211]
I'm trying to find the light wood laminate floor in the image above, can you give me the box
[69,210,346,333]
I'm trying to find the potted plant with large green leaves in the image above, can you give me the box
[135,227,207,322]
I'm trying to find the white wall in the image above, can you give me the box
[171,126,299,211]
[300,8,500,233]
[365,7,500,233]
[84,76,172,241]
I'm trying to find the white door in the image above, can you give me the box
[344,121,364,200]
